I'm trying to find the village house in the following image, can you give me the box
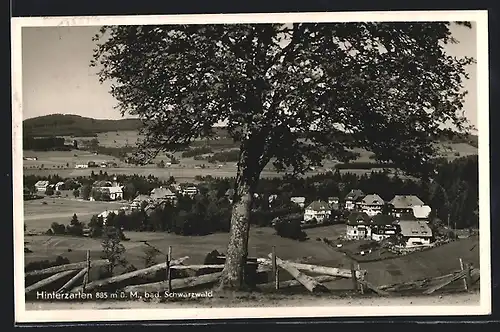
[182,185,199,197]
[358,194,385,217]
[328,197,340,210]
[303,200,331,224]
[130,194,152,209]
[370,214,398,241]
[389,195,425,218]
[344,189,365,210]
[55,181,65,191]
[346,211,372,240]
[398,219,433,247]
[290,196,306,208]
[150,187,177,203]
[98,210,120,225]
[35,180,49,192]
[75,163,89,169]
[100,186,124,201]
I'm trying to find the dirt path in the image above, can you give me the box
[26,292,480,310]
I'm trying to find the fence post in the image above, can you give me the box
[459,258,468,291]
[350,261,358,292]
[272,246,279,290]
[465,263,472,291]
[357,263,364,294]
[83,250,90,292]
[167,246,172,293]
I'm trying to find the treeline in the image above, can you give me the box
[23,136,71,151]
[23,114,142,137]
[181,146,213,158]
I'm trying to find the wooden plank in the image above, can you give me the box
[459,258,468,291]
[263,255,363,278]
[72,256,189,292]
[423,270,467,295]
[167,246,172,292]
[359,280,390,296]
[123,272,222,293]
[170,264,224,270]
[83,250,91,292]
[26,270,77,294]
[57,268,87,293]
[25,259,110,277]
[273,255,329,293]
[357,263,364,294]
[350,261,358,291]
[272,246,278,290]
[258,275,339,291]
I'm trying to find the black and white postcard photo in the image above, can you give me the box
[12,10,490,323]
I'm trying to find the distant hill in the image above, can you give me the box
[23,114,143,137]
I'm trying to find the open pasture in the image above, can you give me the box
[23,150,122,169]
[24,197,127,233]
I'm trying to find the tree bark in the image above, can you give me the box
[218,142,263,290]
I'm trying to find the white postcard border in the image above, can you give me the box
[12,10,491,323]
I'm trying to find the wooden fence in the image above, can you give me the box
[24,246,479,298]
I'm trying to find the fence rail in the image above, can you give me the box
[24,248,479,298]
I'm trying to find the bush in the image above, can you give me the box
[50,222,66,235]
[274,220,307,241]
[25,256,70,272]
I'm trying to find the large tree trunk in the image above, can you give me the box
[218,142,263,290]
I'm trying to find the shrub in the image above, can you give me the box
[50,222,66,235]
[274,219,307,241]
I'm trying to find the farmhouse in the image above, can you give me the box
[290,196,306,208]
[182,185,199,197]
[130,194,152,209]
[150,187,177,202]
[55,181,65,191]
[100,186,124,201]
[398,219,433,247]
[346,211,372,240]
[389,195,425,218]
[344,189,365,210]
[34,180,49,192]
[75,163,89,169]
[370,214,398,241]
[358,194,385,217]
[303,200,331,224]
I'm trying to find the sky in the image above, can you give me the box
[21,22,478,129]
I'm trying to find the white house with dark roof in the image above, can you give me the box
[290,196,306,208]
[304,200,331,224]
[389,195,425,218]
[358,194,385,217]
[344,189,365,210]
[398,220,433,247]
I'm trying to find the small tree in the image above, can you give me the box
[67,213,84,236]
[100,226,127,275]
[143,246,160,268]
[73,189,80,198]
[45,186,54,196]
[81,184,92,200]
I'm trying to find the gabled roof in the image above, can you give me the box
[306,200,331,211]
[412,205,432,219]
[371,214,396,226]
[150,187,176,200]
[345,189,365,201]
[389,195,424,209]
[361,194,385,206]
[291,196,306,203]
[399,220,433,238]
[35,180,49,187]
[347,211,371,225]
[93,180,113,188]
[133,194,151,202]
